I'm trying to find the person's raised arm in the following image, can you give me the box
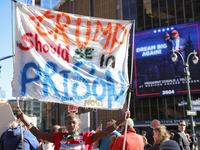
[93,126,102,147]
[166,32,169,39]
[92,109,130,142]
[17,108,54,142]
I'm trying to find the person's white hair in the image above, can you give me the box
[7,120,19,129]
[7,114,31,129]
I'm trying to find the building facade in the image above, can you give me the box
[10,0,200,135]
[0,87,6,98]
[54,0,200,135]
[20,0,60,9]
[9,99,43,129]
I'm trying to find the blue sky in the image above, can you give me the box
[0,0,59,99]
[0,0,14,99]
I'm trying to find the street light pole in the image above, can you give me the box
[171,48,199,137]
[184,57,195,137]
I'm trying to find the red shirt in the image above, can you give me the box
[109,128,144,150]
[51,132,94,150]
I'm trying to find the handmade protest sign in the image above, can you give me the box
[12,2,132,109]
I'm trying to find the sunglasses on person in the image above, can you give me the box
[179,124,186,126]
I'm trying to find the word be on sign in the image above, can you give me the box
[68,105,78,113]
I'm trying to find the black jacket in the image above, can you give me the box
[146,127,154,146]
[173,130,190,150]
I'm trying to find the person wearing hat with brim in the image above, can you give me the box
[109,118,143,150]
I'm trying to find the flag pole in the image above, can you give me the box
[122,20,135,150]
[11,1,25,150]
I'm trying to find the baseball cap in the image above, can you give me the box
[121,118,134,128]
[172,30,178,34]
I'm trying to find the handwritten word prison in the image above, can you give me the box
[21,61,126,108]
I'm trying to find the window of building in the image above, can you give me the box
[34,102,40,106]
[166,96,175,119]
[193,0,200,20]
[152,1,159,28]
[175,95,186,118]
[122,0,129,7]
[167,0,176,26]
[143,99,150,120]
[130,5,137,20]
[137,0,143,5]
[33,113,40,117]
[185,1,193,21]
[35,0,41,5]
[150,98,158,119]
[34,107,40,111]
[176,0,184,24]
[158,97,166,119]
[160,0,168,27]
[123,8,129,17]
[137,4,144,30]
[135,98,142,120]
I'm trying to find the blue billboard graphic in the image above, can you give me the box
[134,21,200,98]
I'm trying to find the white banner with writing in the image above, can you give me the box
[12,2,132,109]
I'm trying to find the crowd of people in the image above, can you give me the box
[0,109,200,150]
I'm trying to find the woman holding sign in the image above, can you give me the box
[17,108,130,150]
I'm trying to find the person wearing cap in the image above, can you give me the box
[173,120,190,150]
[0,119,39,150]
[109,118,144,150]
[160,140,181,150]
[166,30,186,59]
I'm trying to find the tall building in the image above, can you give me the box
[0,65,6,98]
[55,0,200,135]
[20,0,60,9]
[9,99,43,129]
[0,87,6,98]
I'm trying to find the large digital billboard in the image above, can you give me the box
[134,21,200,98]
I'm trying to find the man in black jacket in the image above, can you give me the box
[173,120,190,150]
[145,119,160,146]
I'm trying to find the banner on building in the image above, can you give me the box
[134,21,200,98]
[12,2,132,109]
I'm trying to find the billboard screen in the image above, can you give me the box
[134,21,200,98]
